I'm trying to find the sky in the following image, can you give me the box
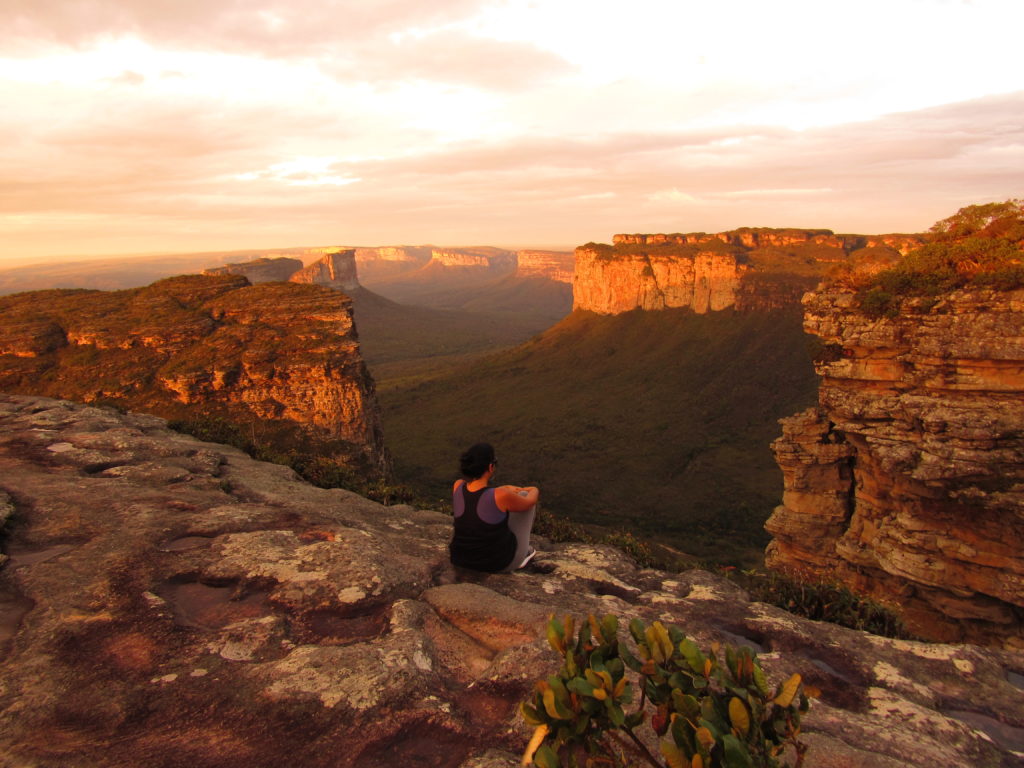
[1,0,1022,265]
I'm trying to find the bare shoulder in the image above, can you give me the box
[452,479,464,492]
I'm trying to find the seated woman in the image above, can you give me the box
[449,442,538,573]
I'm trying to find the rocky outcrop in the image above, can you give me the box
[576,229,918,315]
[203,256,304,283]
[0,275,386,472]
[514,251,574,283]
[0,395,1022,767]
[289,250,360,292]
[573,247,747,314]
[354,246,433,282]
[429,248,516,273]
[766,288,1024,649]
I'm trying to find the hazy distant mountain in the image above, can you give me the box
[362,247,574,322]
[0,247,337,295]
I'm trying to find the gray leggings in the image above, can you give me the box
[504,505,536,571]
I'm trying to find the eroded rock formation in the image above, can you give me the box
[0,275,386,472]
[767,288,1024,649]
[354,246,433,282]
[289,249,360,292]
[429,248,516,273]
[203,256,304,283]
[574,229,918,315]
[0,395,1022,767]
[514,250,574,283]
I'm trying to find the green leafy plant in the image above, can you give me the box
[855,200,1024,316]
[522,614,812,768]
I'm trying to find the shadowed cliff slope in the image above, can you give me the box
[381,307,819,565]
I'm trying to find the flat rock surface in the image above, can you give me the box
[1,394,1022,767]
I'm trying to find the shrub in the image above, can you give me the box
[855,200,1024,313]
[727,570,914,640]
[522,614,811,768]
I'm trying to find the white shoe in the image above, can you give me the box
[517,547,537,569]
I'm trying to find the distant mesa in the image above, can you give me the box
[514,250,575,283]
[201,250,363,294]
[203,256,304,283]
[575,228,924,315]
[289,250,360,292]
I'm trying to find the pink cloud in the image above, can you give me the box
[1,0,488,56]
[324,29,573,91]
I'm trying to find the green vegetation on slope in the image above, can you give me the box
[380,307,819,566]
[351,286,563,386]
[854,200,1024,316]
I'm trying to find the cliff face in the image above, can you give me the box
[428,248,516,273]
[514,250,574,283]
[354,246,432,282]
[203,256,303,283]
[289,249,360,292]
[0,275,386,472]
[1,394,1021,767]
[766,288,1024,649]
[573,248,747,314]
[574,228,913,315]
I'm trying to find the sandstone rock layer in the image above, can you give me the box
[767,288,1024,649]
[0,275,386,472]
[573,228,915,315]
[203,257,304,283]
[289,250,360,292]
[514,251,574,283]
[1,395,1022,767]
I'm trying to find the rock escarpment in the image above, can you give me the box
[288,249,360,292]
[0,275,386,472]
[574,229,920,315]
[428,248,516,274]
[766,288,1024,649]
[354,246,433,282]
[513,251,574,283]
[0,395,1022,767]
[203,257,304,283]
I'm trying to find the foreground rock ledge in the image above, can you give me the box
[0,395,1021,768]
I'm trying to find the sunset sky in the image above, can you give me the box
[2,0,1022,265]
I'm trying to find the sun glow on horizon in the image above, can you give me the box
[0,0,1022,262]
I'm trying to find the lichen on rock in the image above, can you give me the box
[1,394,1021,766]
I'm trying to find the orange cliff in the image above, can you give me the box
[514,250,574,283]
[289,249,360,292]
[766,287,1024,649]
[0,274,387,473]
[573,228,923,315]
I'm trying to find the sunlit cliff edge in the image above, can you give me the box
[767,286,1024,649]
[573,229,924,315]
[0,273,386,474]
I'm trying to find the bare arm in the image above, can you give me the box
[496,485,539,513]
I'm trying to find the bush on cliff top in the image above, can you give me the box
[856,200,1024,316]
[522,614,811,768]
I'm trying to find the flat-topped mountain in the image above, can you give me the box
[202,256,304,283]
[0,274,386,474]
[574,228,925,315]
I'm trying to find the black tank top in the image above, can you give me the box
[449,483,517,572]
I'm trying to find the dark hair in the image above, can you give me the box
[460,442,495,479]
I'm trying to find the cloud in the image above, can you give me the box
[324,29,573,91]
[0,0,487,56]
[2,88,1022,259]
